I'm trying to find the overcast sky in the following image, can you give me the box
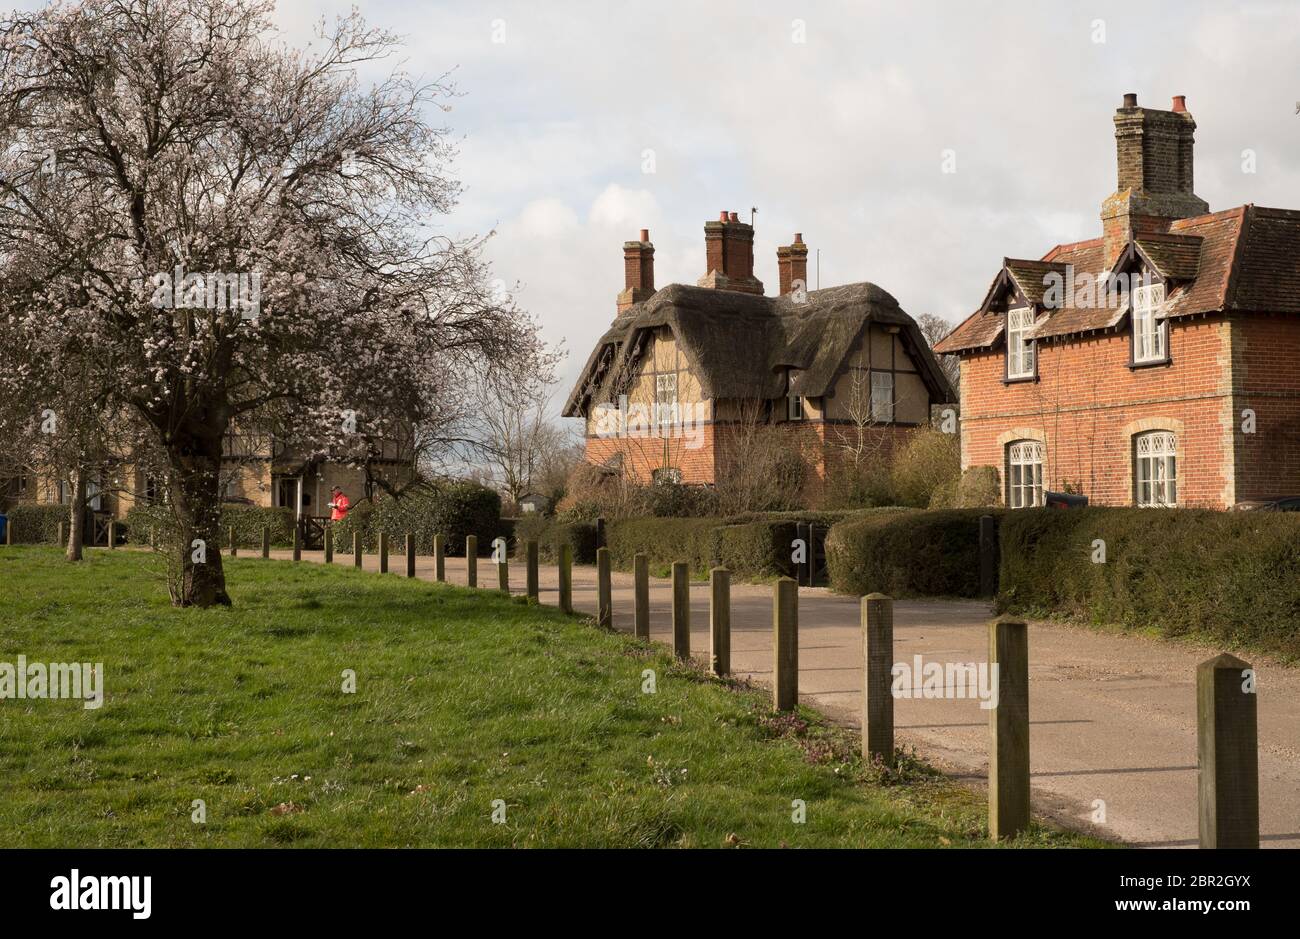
[158,1,1300,410]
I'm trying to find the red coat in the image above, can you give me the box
[329,493,351,521]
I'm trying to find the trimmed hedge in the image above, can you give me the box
[333,482,503,556]
[513,515,599,564]
[123,503,295,548]
[825,508,1001,598]
[3,503,67,543]
[998,508,1300,660]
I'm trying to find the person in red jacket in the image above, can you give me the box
[328,487,351,521]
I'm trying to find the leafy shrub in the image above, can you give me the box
[825,508,998,597]
[998,508,1300,660]
[124,503,294,549]
[956,465,1001,507]
[605,517,722,574]
[819,461,895,510]
[514,514,599,564]
[890,428,961,509]
[642,482,719,518]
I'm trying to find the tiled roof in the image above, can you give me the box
[935,203,1300,353]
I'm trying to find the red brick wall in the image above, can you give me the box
[1232,314,1300,500]
[959,317,1235,507]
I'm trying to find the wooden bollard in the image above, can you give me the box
[672,561,690,660]
[378,532,388,573]
[596,547,612,629]
[633,553,650,639]
[862,593,894,766]
[353,531,362,569]
[979,515,998,598]
[292,523,302,562]
[4,518,11,545]
[261,525,270,559]
[710,567,730,676]
[107,520,117,549]
[494,537,509,593]
[773,577,799,711]
[434,534,445,582]
[525,540,539,602]
[324,525,333,564]
[1197,653,1259,849]
[558,543,573,613]
[229,525,237,557]
[466,535,477,587]
[989,615,1030,841]
[57,521,66,548]
[405,533,415,578]
[595,516,606,550]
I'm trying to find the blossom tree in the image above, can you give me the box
[0,0,540,605]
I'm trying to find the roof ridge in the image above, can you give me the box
[1041,236,1103,261]
[1222,203,1253,310]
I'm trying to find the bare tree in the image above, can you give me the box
[0,0,542,605]
[915,313,961,399]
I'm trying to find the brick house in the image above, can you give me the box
[563,213,954,495]
[935,93,1300,509]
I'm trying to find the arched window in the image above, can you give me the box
[1134,431,1177,506]
[1005,440,1045,508]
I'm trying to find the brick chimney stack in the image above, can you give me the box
[617,228,655,312]
[1101,92,1209,266]
[776,234,809,296]
[698,209,764,295]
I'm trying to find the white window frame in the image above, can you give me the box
[870,371,894,423]
[655,373,678,430]
[1006,306,1036,379]
[1132,282,1167,364]
[787,395,804,420]
[1006,440,1045,508]
[1134,431,1177,507]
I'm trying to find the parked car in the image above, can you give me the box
[1231,496,1300,512]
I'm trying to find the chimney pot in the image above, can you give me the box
[640,228,649,242]
[1123,92,1138,108]
[728,211,739,223]
[1171,94,1187,113]
[719,210,729,222]
[793,232,803,244]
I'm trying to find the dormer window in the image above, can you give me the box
[787,395,804,420]
[1006,306,1036,380]
[1131,282,1168,364]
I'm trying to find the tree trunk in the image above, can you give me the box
[166,433,231,607]
[65,469,85,562]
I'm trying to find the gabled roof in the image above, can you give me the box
[935,204,1300,354]
[563,282,955,418]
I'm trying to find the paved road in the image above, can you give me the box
[265,546,1300,848]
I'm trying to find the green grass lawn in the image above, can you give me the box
[0,547,1101,848]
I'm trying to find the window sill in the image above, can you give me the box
[1128,356,1172,370]
[1002,375,1038,385]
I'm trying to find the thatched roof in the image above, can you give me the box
[563,282,955,418]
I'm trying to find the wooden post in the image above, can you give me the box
[672,562,690,659]
[107,520,117,549]
[862,593,894,766]
[57,521,66,548]
[228,525,237,557]
[773,577,799,711]
[466,535,477,587]
[710,567,730,676]
[596,547,612,629]
[1197,653,1259,849]
[526,540,539,602]
[353,532,362,569]
[497,538,510,593]
[261,526,270,559]
[405,533,416,578]
[558,543,573,613]
[595,516,606,550]
[378,532,388,573]
[434,534,445,582]
[979,514,998,598]
[324,525,333,564]
[633,553,650,640]
[989,615,1030,841]
[292,523,302,562]
[4,517,11,546]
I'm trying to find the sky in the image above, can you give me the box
[66,1,1300,415]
